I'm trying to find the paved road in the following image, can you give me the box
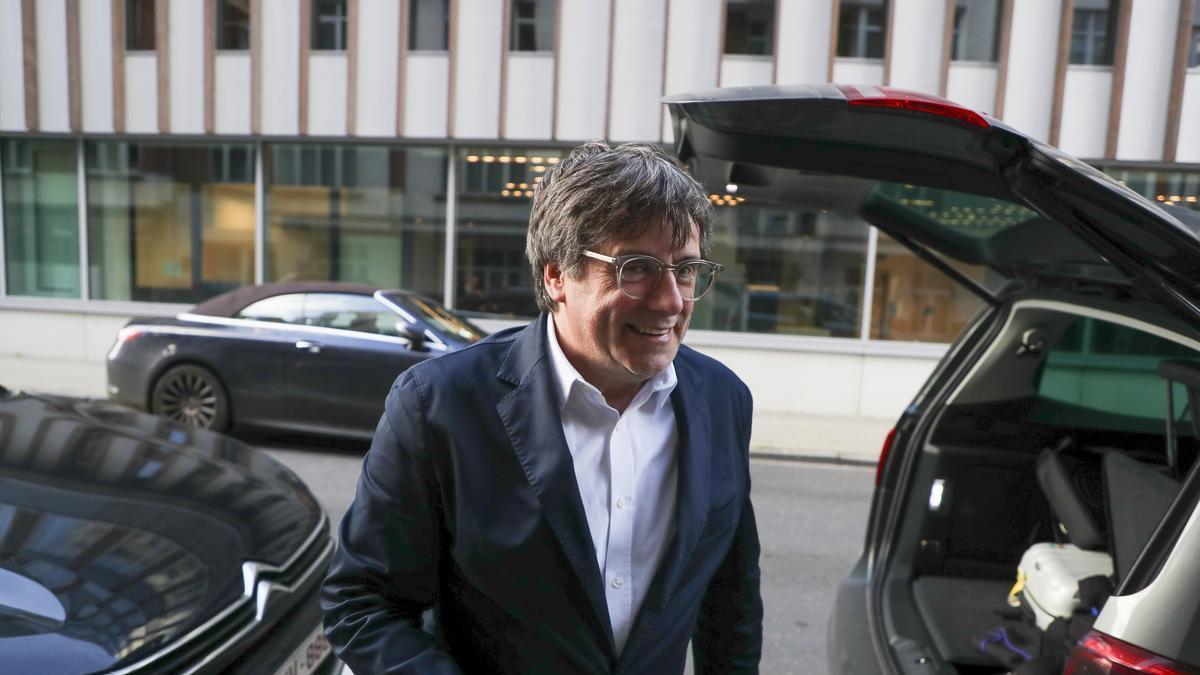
[263,441,874,675]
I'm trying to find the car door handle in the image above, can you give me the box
[295,340,322,354]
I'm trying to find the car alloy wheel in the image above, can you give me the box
[151,364,229,431]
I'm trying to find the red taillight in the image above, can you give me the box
[1064,631,1198,675]
[116,327,142,344]
[837,85,991,129]
[876,427,897,487]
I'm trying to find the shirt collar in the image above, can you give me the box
[546,313,677,413]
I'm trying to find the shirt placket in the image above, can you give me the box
[606,412,636,650]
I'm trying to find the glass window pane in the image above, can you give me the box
[510,0,555,52]
[951,0,1001,62]
[86,142,257,302]
[837,0,888,58]
[2,140,81,298]
[1039,316,1196,428]
[237,294,306,323]
[409,0,449,50]
[302,293,401,334]
[126,0,156,51]
[869,232,992,342]
[455,148,563,318]
[688,190,869,338]
[1100,166,1200,212]
[312,0,347,51]
[265,144,448,299]
[1070,0,1117,65]
[724,0,775,56]
[216,0,250,51]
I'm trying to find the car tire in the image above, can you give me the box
[150,364,231,432]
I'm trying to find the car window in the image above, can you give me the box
[237,294,306,324]
[382,292,486,342]
[302,293,409,337]
[1038,316,1196,430]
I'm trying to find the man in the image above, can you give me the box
[321,141,762,674]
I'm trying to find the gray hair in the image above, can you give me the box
[525,140,714,313]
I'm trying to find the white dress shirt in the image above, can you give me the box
[546,315,679,655]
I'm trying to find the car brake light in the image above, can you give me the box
[1064,631,1198,674]
[876,427,897,487]
[116,327,142,344]
[837,85,991,129]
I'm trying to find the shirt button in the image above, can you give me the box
[612,577,624,589]
[617,497,630,509]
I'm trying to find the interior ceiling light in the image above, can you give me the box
[530,157,544,164]
[501,190,511,196]
[499,156,511,163]
[483,155,496,163]
[547,157,559,164]
[514,156,528,163]
[505,182,515,189]
[533,165,546,172]
[519,183,528,189]
[726,183,738,194]
[524,190,533,197]
[466,155,480,162]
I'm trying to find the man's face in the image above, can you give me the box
[546,221,699,402]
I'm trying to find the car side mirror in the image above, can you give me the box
[396,323,426,351]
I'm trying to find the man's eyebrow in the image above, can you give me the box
[614,250,703,261]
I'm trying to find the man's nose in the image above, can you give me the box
[646,270,685,314]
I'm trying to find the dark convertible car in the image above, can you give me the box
[107,282,485,438]
[0,385,336,674]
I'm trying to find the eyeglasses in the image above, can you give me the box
[582,250,724,301]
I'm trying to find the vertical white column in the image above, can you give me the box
[255,141,265,285]
[443,147,457,309]
[860,226,879,341]
[77,137,89,299]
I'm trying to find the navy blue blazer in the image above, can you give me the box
[321,313,762,674]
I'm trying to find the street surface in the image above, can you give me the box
[263,440,874,675]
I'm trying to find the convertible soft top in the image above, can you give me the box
[190,281,381,317]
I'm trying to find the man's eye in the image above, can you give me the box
[676,263,699,280]
[623,260,657,278]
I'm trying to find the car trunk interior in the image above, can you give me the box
[887,297,1200,673]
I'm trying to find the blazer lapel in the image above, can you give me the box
[494,314,617,656]
[617,355,712,669]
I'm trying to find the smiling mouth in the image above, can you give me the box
[629,324,672,337]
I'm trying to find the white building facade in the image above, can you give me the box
[2,0,1199,459]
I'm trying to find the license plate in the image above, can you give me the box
[273,623,333,675]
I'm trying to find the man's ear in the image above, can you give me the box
[544,262,567,303]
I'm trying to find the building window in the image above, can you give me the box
[265,145,448,298]
[1190,0,1200,68]
[837,0,887,59]
[2,140,81,298]
[686,180,869,338]
[216,0,251,51]
[724,0,775,56]
[1100,166,1200,212]
[455,149,563,317]
[870,233,991,342]
[1070,0,1118,65]
[951,0,1002,62]
[312,0,348,51]
[85,142,257,303]
[126,0,156,51]
[510,0,555,52]
[409,0,449,51]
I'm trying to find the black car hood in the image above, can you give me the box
[0,392,323,673]
[667,84,1200,325]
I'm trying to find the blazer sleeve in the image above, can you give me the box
[692,383,764,674]
[320,371,465,675]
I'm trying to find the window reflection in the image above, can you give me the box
[724,0,776,56]
[951,0,1002,63]
[1190,0,1200,68]
[86,142,256,303]
[1,140,81,298]
[216,0,250,51]
[1100,166,1200,211]
[837,0,888,58]
[312,0,348,51]
[125,0,156,51]
[455,148,563,318]
[265,145,447,298]
[870,233,988,342]
[691,200,868,338]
